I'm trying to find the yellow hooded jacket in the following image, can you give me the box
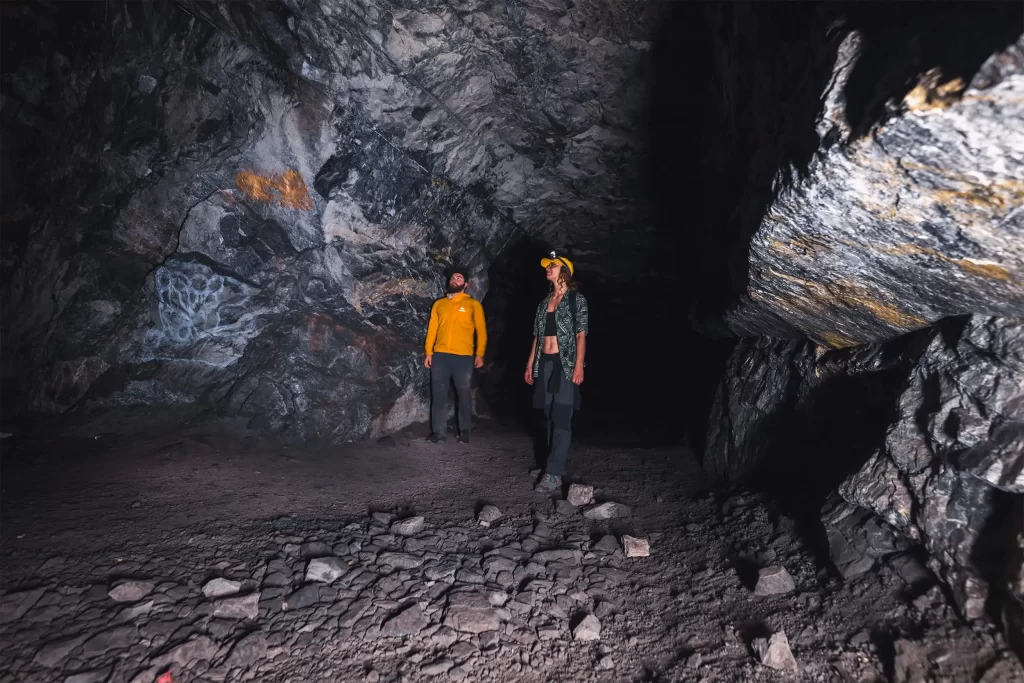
[425,292,487,357]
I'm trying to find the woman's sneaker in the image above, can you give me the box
[533,473,562,494]
[426,433,445,443]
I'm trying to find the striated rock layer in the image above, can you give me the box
[724,35,1024,346]
[703,24,1024,657]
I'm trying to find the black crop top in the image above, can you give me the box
[544,311,557,336]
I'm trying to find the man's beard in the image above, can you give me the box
[447,283,467,294]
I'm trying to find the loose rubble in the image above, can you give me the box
[753,630,800,672]
[567,484,594,507]
[477,505,502,526]
[583,502,631,520]
[754,565,795,595]
[2,431,1021,683]
[621,536,650,558]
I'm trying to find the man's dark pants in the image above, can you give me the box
[430,352,473,438]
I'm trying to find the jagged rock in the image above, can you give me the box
[282,585,321,610]
[381,604,428,637]
[202,577,242,598]
[214,593,260,620]
[34,634,88,668]
[1,0,653,443]
[572,614,601,641]
[753,565,795,595]
[108,581,154,602]
[378,553,423,570]
[722,38,1024,343]
[583,502,631,520]
[391,517,426,537]
[567,484,594,507]
[477,506,502,526]
[421,658,454,675]
[593,535,621,555]
[225,632,268,669]
[622,536,650,558]
[443,591,500,634]
[554,500,577,516]
[838,317,1024,625]
[753,631,798,672]
[0,587,45,623]
[821,494,909,579]
[306,557,348,583]
[82,626,137,657]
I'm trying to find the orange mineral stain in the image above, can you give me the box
[235,169,313,210]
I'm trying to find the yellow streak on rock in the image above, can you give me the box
[817,331,859,349]
[903,68,966,111]
[876,244,1015,282]
[955,259,1012,281]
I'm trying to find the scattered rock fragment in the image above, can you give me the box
[0,587,45,622]
[305,557,348,583]
[583,502,631,520]
[753,631,798,672]
[225,632,268,669]
[381,604,429,636]
[214,593,260,620]
[444,591,500,634]
[554,499,577,516]
[593,535,620,554]
[622,535,650,557]
[597,655,615,670]
[33,634,88,668]
[378,552,424,570]
[754,565,796,596]
[572,614,601,641]
[202,577,242,598]
[391,516,425,536]
[108,580,154,602]
[567,484,594,506]
[372,512,395,525]
[421,658,455,675]
[477,505,501,526]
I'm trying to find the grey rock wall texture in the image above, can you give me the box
[724,34,1024,346]
[703,31,1024,652]
[1,0,655,442]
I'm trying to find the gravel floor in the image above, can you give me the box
[1,410,1020,682]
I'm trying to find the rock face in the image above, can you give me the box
[0,0,655,442]
[724,34,1024,345]
[698,16,1024,659]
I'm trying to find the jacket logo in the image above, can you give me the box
[458,307,466,312]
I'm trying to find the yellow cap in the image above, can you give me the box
[540,252,574,276]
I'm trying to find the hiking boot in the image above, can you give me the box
[457,433,470,444]
[533,473,562,494]
[426,433,446,443]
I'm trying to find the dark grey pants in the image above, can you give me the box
[539,353,575,477]
[430,352,473,438]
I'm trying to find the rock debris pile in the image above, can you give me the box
[1,503,652,682]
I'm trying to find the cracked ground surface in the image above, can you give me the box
[1,409,1020,683]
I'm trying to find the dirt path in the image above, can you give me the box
[1,412,1019,682]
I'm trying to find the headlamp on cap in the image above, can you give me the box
[539,251,574,277]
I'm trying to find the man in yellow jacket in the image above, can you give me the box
[424,268,487,443]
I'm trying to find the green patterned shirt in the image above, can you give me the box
[532,291,589,380]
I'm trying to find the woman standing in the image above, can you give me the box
[524,252,589,494]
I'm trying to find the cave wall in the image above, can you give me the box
[1,0,659,442]
[693,3,1024,653]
